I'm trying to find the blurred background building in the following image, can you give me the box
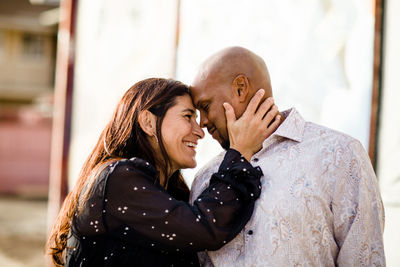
[0,0,398,266]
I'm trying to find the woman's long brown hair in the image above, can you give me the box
[46,78,192,266]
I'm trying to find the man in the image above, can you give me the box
[189,47,385,266]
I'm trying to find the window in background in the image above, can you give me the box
[22,34,45,60]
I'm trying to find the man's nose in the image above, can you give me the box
[199,112,209,128]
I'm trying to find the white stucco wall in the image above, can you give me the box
[69,0,178,185]
[177,0,375,184]
[377,0,400,265]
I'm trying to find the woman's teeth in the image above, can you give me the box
[184,142,197,148]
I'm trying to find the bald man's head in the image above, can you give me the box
[193,46,272,99]
[190,46,273,149]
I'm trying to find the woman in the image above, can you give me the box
[46,78,280,266]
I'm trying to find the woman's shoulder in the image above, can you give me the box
[103,157,159,181]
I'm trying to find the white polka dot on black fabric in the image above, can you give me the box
[243,168,247,172]
[143,212,146,216]
[165,209,169,213]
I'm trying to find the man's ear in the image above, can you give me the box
[232,74,249,103]
[138,110,157,137]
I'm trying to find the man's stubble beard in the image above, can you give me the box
[221,138,230,151]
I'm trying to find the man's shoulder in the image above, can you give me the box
[195,151,226,180]
[190,151,226,194]
[303,121,359,145]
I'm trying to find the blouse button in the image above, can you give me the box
[253,158,259,162]
[247,230,254,235]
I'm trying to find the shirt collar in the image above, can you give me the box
[272,108,305,143]
[257,107,305,155]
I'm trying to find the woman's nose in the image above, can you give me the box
[193,121,205,139]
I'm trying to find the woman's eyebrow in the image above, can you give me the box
[182,108,195,114]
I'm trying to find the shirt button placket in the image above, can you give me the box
[244,229,253,263]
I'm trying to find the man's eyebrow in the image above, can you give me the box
[195,100,208,110]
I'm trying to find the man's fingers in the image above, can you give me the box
[223,102,236,126]
[243,89,265,117]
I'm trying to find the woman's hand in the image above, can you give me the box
[223,89,281,161]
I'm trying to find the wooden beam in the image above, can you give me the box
[369,0,384,169]
[46,0,77,233]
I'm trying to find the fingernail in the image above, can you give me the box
[258,89,265,95]
[223,103,228,109]
[276,115,281,120]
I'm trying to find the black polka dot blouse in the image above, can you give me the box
[66,149,263,267]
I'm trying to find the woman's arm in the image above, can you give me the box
[102,150,261,253]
